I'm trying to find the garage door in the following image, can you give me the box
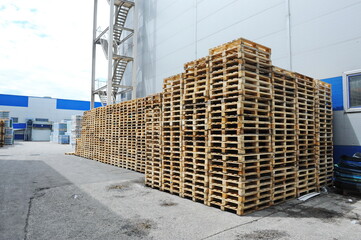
[32,129,51,141]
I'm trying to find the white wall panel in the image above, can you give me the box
[135,0,361,95]
[291,3,361,54]
[333,111,361,146]
[28,97,56,120]
[290,0,361,26]
[196,0,239,22]
[292,39,361,79]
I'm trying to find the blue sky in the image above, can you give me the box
[0,0,103,100]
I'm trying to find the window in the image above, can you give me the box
[12,117,18,123]
[343,69,361,112]
[35,118,49,122]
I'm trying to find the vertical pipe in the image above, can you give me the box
[131,1,138,99]
[90,0,98,109]
[107,0,115,105]
[195,0,197,59]
[286,0,292,70]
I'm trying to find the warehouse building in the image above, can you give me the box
[92,0,361,164]
[0,94,101,141]
[127,0,361,163]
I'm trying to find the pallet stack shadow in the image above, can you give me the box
[75,98,147,173]
[145,38,333,215]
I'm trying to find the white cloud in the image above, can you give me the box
[0,0,110,101]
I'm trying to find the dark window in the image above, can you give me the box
[349,74,361,108]
[35,118,49,122]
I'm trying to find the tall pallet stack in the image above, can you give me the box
[182,57,209,203]
[70,115,83,147]
[126,100,137,170]
[315,81,333,186]
[110,104,120,166]
[145,93,163,188]
[272,67,298,204]
[136,98,147,173]
[105,105,113,165]
[207,39,274,215]
[75,98,147,173]
[85,108,96,160]
[161,74,183,194]
[295,73,318,196]
[118,101,128,169]
[50,122,68,144]
[94,107,104,162]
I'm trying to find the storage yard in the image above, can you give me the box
[1,0,361,239]
[0,142,360,240]
[74,38,334,216]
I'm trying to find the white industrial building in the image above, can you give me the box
[0,94,100,141]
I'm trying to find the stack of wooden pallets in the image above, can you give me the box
[182,57,209,203]
[207,39,274,215]
[161,74,183,194]
[145,93,163,188]
[110,103,119,166]
[75,37,334,216]
[118,101,128,168]
[271,67,298,204]
[315,81,333,186]
[136,98,147,173]
[105,105,113,165]
[75,98,147,173]
[295,73,318,196]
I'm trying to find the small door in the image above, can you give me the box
[32,129,51,141]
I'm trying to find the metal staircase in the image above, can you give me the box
[91,0,136,107]
[113,1,134,45]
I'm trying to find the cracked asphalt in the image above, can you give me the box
[1,142,361,240]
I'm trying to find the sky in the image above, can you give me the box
[0,0,108,101]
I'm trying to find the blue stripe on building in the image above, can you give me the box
[33,124,52,128]
[14,134,25,140]
[321,76,343,111]
[56,99,102,111]
[0,94,28,107]
[13,123,26,129]
[320,77,361,162]
[333,145,361,164]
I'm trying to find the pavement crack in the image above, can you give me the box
[23,183,72,240]
[24,195,35,240]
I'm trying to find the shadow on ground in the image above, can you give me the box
[0,160,155,240]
